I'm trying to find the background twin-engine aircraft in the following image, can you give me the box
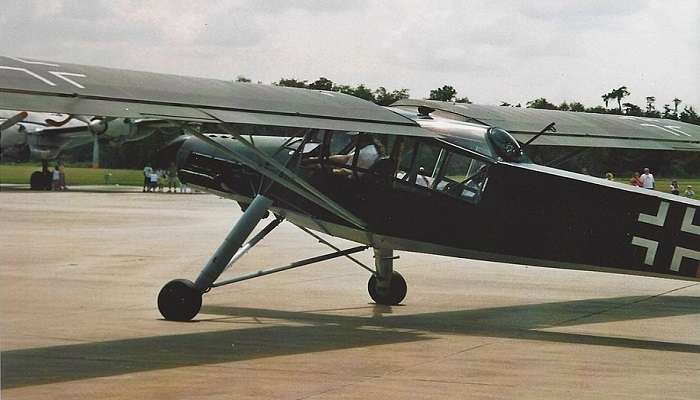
[1,55,698,321]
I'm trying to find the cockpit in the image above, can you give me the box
[275,106,525,206]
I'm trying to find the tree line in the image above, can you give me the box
[266,76,699,125]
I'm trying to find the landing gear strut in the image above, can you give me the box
[157,194,406,321]
[368,248,406,305]
[158,194,273,321]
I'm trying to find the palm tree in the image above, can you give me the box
[612,86,630,111]
[601,92,611,108]
[645,96,656,113]
[673,98,682,114]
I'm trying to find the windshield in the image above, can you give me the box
[417,119,495,158]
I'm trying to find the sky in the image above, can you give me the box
[1,0,698,109]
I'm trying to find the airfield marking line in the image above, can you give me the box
[549,283,699,327]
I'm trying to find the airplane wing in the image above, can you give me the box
[392,99,700,151]
[0,56,431,137]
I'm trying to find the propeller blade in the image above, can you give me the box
[0,111,28,131]
[45,114,73,127]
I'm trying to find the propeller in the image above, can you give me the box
[0,111,28,132]
[45,114,110,168]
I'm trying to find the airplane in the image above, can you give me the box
[1,100,174,190]
[1,55,698,322]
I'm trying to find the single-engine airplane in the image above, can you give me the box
[0,55,698,321]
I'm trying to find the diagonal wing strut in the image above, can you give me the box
[179,123,367,230]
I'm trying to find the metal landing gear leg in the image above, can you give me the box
[157,194,273,321]
[368,248,406,305]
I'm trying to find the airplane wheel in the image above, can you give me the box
[158,279,202,321]
[368,271,407,305]
[30,171,48,190]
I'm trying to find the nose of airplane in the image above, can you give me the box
[154,135,191,168]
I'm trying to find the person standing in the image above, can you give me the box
[640,168,655,189]
[143,164,153,192]
[167,162,181,193]
[629,171,642,187]
[685,185,695,198]
[670,180,680,195]
[51,165,61,191]
[58,161,67,190]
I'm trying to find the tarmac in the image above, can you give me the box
[1,186,699,399]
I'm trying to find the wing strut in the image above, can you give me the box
[179,123,367,230]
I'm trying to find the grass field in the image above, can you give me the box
[1,163,698,195]
[649,178,699,195]
[0,164,143,186]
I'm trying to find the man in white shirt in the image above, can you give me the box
[641,167,655,189]
[306,133,380,176]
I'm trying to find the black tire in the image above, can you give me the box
[368,271,407,305]
[157,279,202,321]
[30,171,48,190]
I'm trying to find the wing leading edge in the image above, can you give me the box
[392,99,700,151]
[0,56,433,137]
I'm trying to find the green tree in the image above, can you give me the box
[500,101,512,107]
[645,96,656,113]
[569,101,585,112]
[308,77,334,91]
[334,84,376,102]
[275,78,308,88]
[235,75,251,83]
[610,86,630,111]
[679,106,699,124]
[526,97,558,110]
[559,101,570,111]
[622,102,643,116]
[374,87,409,106]
[428,85,457,102]
[662,104,673,119]
[601,92,612,108]
[585,105,608,114]
[455,96,471,104]
[672,98,682,115]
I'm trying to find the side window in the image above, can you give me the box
[395,140,442,187]
[436,151,488,203]
[330,132,354,155]
[393,141,488,204]
[434,151,472,190]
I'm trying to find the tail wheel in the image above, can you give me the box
[368,271,407,305]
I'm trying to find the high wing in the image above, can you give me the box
[392,99,700,151]
[0,56,430,137]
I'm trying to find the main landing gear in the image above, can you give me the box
[30,160,51,190]
[157,194,407,321]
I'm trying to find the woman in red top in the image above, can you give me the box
[629,171,642,187]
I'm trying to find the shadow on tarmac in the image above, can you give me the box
[3,295,699,388]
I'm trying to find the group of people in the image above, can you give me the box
[628,167,695,198]
[142,163,186,193]
[50,163,67,191]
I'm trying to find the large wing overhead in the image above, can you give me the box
[392,99,700,151]
[0,56,431,137]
